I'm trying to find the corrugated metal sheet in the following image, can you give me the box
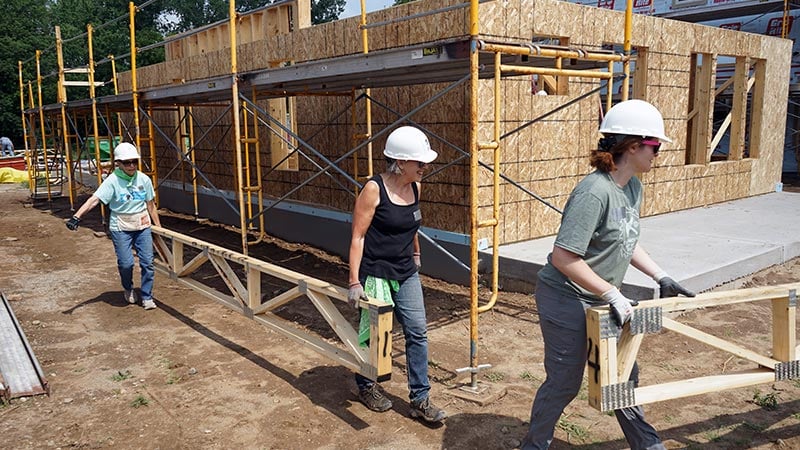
[0,292,48,401]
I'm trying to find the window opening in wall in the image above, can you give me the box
[687,53,765,165]
[600,44,648,102]
[530,35,570,96]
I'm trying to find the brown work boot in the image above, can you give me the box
[410,397,446,423]
[358,385,392,412]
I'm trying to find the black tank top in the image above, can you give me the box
[360,174,420,282]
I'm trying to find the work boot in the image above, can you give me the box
[410,397,446,423]
[357,384,392,412]
[124,289,137,304]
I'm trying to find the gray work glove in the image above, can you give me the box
[601,287,638,327]
[658,276,695,298]
[348,282,367,309]
[413,254,421,271]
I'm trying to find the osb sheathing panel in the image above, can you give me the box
[117,0,791,244]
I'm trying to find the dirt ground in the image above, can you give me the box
[1,182,799,450]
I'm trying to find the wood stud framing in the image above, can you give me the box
[115,0,793,245]
[586,283,800,412]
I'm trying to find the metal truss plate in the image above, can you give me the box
[630,306,662,335]
[601,380,635,412]
[789,289,797,307]
[775,360,800,381]
[599,314,620,339]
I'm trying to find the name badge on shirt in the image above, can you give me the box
[413,209,422,221]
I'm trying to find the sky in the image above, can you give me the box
[340,0,393,19]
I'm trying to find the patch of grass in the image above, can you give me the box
[519,370,540,384]
[557,415,590,444]
[792,412,800,421]
[111,370,132,382]
[739,421,766,433]
[428,359,443,370]
[752,390,779,410]
[166,373,182,385]
[130,395,149,408]
[701,426,726,443]
[484,371,505,382]
[792,378,800,389]
[576,381,588,401]
[663,414,676,424]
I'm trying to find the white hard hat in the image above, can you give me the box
[599,99,672,143]
[114,142,140,160]
[383,126,438,163]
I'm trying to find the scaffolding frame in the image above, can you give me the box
[20,0,630,386]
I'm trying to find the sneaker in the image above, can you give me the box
[142,299,157,310]
[124,290,137,304]
[410,397,446,423]
[357,385,392,412]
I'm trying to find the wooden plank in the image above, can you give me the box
[772,296,797,361]
[617,330,643,382]
[639,282,800,313]
[254,313,361,372]
[748,58,766,158]
[368,302,394,381]
[247,265,261,310]
[153,234,174,270]
[178,249,209,277]
[634,369,775,406]
[208,253,248,305]
[306,290,362,360]
[171,240,184,274]
[661,317,780,369]
[253,286,302,315]
[586,308,615,411]
[152,226,348,301]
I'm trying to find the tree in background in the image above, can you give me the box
[0,0,344,149]
[0,0,51,146]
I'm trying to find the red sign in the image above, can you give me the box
[598,0,615,9]
[766,17,794,36]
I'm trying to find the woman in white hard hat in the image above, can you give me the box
[66,142,161,311]
[521,100,694,450]
[347,126,446,423]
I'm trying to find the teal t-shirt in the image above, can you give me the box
[93,171,155,231]
[537,170,642,304]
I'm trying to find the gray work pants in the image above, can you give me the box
[521,282,665,450]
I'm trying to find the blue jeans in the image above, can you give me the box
[521,282,664,450]
[1,145,13,157]
[109,228,155,300]
[355,272,431,404]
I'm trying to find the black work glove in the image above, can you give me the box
[659,277,695,298]
[66,216,81,231]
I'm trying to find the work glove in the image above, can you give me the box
[348,282,367,309]
[601,287,638,327]
[658,276,695,298]
[413,254,421,271]
[66,216,81,231]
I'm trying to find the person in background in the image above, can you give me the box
[347,126,446,424]
[66,142,161,310]
[0,136,14,157]
[521,100,695,450]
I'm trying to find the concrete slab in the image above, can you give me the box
[497,191,800,298]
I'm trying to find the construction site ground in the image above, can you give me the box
[1,180,799,450]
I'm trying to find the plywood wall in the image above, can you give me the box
[116,0,792,244]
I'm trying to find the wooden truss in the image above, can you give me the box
[150,226,392,381]
[586,283,800,412]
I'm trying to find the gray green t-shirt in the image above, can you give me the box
[537,170,642,304]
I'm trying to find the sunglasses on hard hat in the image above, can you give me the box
[640,138,661,155]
